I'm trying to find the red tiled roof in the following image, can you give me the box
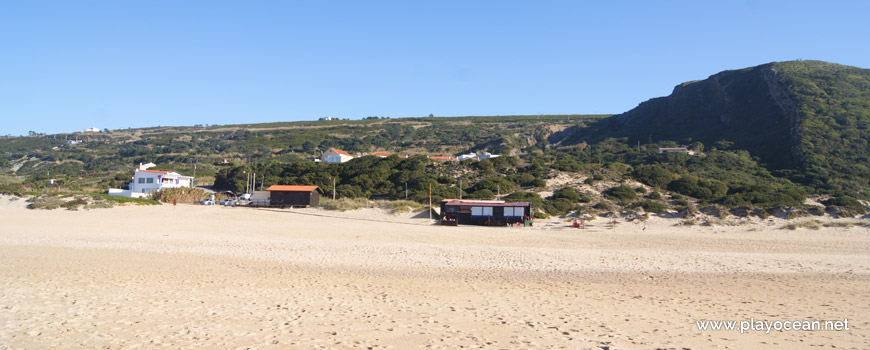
[266,185,321,192]
[428,156,456,160]
[136,169,167,174]
[371,152,392,157]
[329,148,351,156]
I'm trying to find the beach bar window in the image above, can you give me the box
[470,206,493,217]
[505,207,524,217]
[471,206,482,216]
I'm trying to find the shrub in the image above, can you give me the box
[583,177,594,185]
[505,191,545,208]
[552,187,580,202]
[635,186,647,194]
[639,199,667,214]
[647,191,662,200]
[542,198,574,216]
[824,196,863,208]
[633,165,673,188]
[84,201,114,210]
[61,198,89,210]
[667,175,728,201]
[26,195,63,210]
[151,187,210,204]
[593,201,613,211]
[604,185,637,205]
[530,179,547,187]
[467,189,495,200]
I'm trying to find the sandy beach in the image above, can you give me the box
[1,196,868,349]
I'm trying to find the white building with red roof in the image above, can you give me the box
[108,163,194,197]
[322,148,354,163]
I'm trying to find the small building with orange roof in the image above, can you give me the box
[266,185,324,207]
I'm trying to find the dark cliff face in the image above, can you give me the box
[602,64,800,169]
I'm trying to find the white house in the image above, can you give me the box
[84,127,101,133]
[456,152,500,161]
[108,163,194,198]
[657,147,696,155]
[475,152,500,160]
[456,152,477,161]
[322,148,354,163]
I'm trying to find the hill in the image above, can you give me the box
[0,114,604,191]
[1,61,868,217]
[559,60,870,196]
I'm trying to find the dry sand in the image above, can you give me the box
[0,196,868,349]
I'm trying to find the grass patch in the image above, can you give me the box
[378,200,426,213]
[781,220,822,230]
[321,198,426,213]
[26,195,64,210]
[702,219,745,226]
[92,194,161,205]
[61,197,89,210]
[84,202,114,210]
[822,221,864,228]
[321,198,374,211]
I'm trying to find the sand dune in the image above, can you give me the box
[1,196,868,349]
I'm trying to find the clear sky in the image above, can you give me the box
[1,0,868,136]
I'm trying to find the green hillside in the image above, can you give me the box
[561,60,870,197]
[2,60,868,216]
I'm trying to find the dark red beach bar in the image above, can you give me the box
[439,200,531,226]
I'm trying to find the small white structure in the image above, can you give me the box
[250,190,271,206]
[456,152,500,161]
[475,152,500,160]
[322,148,354,163]
[108,162,194,198]
[319,116,335,121]
[456,152,477,161]
[84,127,101,133]
[657,147,696,155]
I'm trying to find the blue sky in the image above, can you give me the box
[1,1,868,136]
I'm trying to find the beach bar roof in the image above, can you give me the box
[265,185,324,207]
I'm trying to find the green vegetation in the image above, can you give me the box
[2,61,870,218]
[92,194,161,205]
[604,185,637,205]
[781,220,823,230]
[560,60,870,201]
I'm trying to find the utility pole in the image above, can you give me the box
[459,179,463,200]
[429,183,432,221]
[405,182,408,200]
[333,176,336,200]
